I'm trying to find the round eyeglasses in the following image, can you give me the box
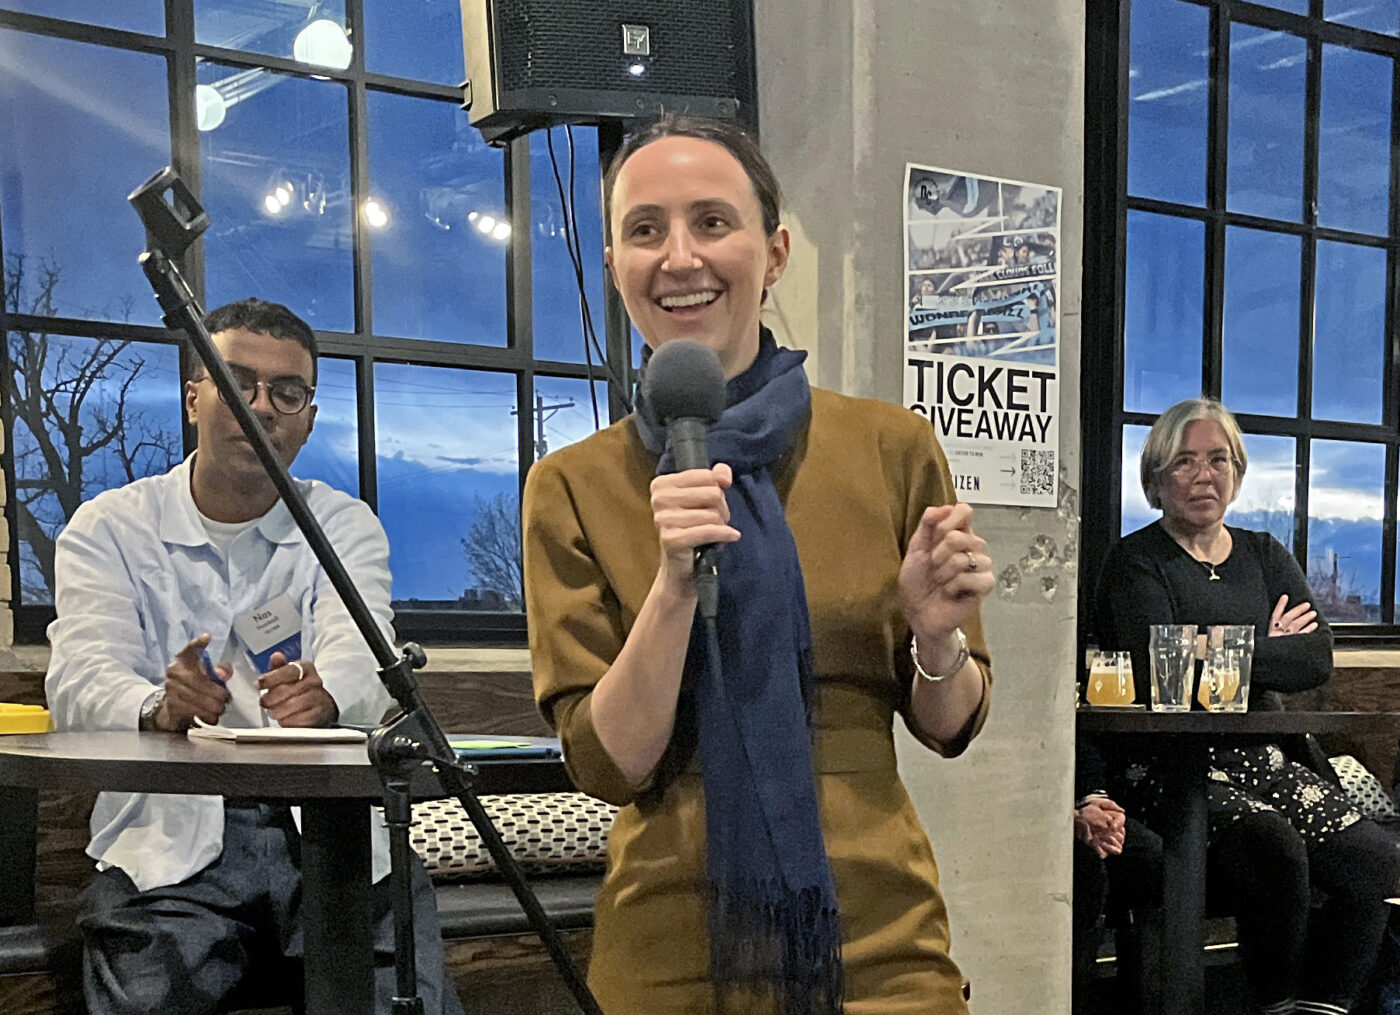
[1163,453,1235,478]
[199,373,315,415]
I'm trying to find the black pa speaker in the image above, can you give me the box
[460,0,757,145]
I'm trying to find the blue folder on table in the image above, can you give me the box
[449,737,562,761]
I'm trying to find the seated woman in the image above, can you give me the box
[1094,397,1400,1015]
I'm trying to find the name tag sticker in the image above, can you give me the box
[233,593,303,672]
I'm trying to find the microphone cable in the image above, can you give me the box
[543,126,631,427]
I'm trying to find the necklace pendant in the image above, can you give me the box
[1207,564,1221,581]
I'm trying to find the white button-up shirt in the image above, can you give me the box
[45,455,396,891]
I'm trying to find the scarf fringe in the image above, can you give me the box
[708,880,845,1015]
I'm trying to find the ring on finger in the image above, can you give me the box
[964,551,978,573]
[289,661,305,681]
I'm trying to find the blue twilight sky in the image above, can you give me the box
[0,2,611,606]
[1118,1,1396,618]
[2,0,1399,617]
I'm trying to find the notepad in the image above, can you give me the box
[187,718,367,744]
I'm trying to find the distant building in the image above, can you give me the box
[396,587,514,612]
[1308,549,1377,624]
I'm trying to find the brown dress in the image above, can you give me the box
[523,386,993,1014]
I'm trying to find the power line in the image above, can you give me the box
[512,393,575,459]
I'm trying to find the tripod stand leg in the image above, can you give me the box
[446,775,605,1015]
[384,775,426,1014]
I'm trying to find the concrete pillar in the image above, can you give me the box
[757,2,1085,1010]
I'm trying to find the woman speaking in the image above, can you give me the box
[523,116,994,1014]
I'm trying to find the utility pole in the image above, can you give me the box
[513,393,575,460]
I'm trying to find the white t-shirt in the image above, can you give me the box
[196,508,271,728]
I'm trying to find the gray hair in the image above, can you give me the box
[1139,398,1248,510]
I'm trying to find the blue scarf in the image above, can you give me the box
[635,329,844,1014]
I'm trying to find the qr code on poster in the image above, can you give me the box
[1020,449,1055,496]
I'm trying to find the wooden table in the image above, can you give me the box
[0,731,572,1015]
[1076,709,1400,1015]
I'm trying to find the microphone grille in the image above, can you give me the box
[642,340,727,424]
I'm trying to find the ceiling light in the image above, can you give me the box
[476,215,496,234]
[263,194,284,215]
[363,199,389,229]
[491,221,511,241]
[293,19,353,70]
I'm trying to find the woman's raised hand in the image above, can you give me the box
[898,502,993,643]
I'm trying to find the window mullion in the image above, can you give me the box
[597,122,634,422]
[356,354,378,512]
[168,0,201,460]
[508,136,536,488]
[1383,444,1397,623]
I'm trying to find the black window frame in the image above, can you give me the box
[1083,0,1400,648]
[0,3,634,646]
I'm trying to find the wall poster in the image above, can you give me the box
[903,164,1061,507]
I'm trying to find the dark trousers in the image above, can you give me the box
[1378,908,1400,1015]
[1208,811,1400,1007]
[76,804,465,1015]
[1072,816,1163,1014]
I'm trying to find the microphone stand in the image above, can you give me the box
[128,167,603,1015]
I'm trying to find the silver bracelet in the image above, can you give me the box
[911,628,969,683]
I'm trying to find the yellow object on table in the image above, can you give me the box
[0,703,51,734]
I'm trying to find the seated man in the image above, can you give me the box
[44,298,463,1015]
[1073,739,1163,1014]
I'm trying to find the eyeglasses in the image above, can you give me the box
[1163,452,1235,478]
[198,371,315,415]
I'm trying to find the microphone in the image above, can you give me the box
[642,339,727,620]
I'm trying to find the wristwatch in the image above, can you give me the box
[138,688,166,732]
[911,628,970,683]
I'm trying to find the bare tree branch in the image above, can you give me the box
[461,492,523,609]
[3,254,180,600]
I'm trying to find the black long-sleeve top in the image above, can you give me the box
[1093,522,1333,708]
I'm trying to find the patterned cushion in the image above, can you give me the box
[411,792,616,878]
[1329,754,1400,820]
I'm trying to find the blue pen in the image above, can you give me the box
[201,648,227,689]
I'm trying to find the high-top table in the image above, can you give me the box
[0,730,572,1015]
[1077,709,1400,1015]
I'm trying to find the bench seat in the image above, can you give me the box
[0,915,79,978]
[436,873,601,940]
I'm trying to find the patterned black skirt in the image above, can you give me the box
[1115,742,1361,847]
